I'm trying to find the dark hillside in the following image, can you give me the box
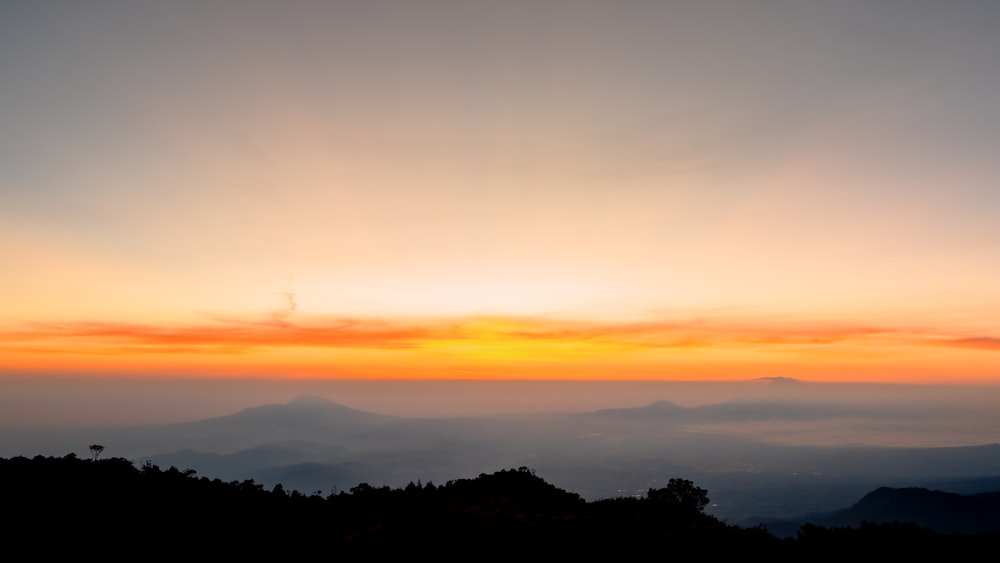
[815,486,1000,534]
[3,454,997,559]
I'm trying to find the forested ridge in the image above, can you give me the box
[4,454,998,558]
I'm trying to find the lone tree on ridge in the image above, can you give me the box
[647,478,710,513]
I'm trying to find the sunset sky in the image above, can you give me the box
[4,1,1000,385]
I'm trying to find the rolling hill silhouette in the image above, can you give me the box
[815,486,1000,534]
[5,454,999,558]
[750,486,1000,537]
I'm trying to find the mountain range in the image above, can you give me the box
[4,394,1000,526]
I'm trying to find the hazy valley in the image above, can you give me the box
[5,379,1000,528]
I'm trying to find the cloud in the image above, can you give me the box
[0,318,434,356]
[938,336,1000,351]
[270,291,298,322]
[0,314,922,359]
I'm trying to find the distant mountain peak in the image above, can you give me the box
[645,399,684,410]
[585,399,685,419]
[286,395,339,408]
[753,376,802,385]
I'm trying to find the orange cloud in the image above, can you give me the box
[2,314,998,382]
[936,336,1000,351]
[0,319,434,355]
[0,314,938,355]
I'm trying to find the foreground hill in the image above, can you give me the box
[4,454,999,558]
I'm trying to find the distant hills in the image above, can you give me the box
[5,394,1000,526]
[827,486,1000,533]
[758,486,1000,538]
[584,397,871,422]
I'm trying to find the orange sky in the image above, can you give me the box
[3,312,1000,384]
[3,2,1000,385]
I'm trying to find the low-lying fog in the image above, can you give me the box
[4,377,1000,524]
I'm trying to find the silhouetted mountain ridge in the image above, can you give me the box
[185,394,397,432]
[131,395,400,453]
[819,486,1000,534]
[584,398,891,423]
[4,454,998,558]
[748,485,1000,537]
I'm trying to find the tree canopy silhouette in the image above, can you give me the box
[3,454,997,558]
[647,477,710,512]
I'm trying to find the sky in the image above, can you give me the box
[3,1,1000,387]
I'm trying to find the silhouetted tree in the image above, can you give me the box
[88,444,104,461]
[647,478,710,513]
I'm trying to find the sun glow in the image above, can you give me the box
[416,317,629,362]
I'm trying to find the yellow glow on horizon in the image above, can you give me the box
[3,312,1000,384]
[415,317,625,362]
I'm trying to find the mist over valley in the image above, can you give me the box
[5,378,999,526]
